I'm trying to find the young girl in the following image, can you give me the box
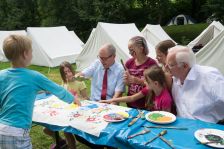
[101,65,173,112]
[44,61,88,149]
[59,61,88,100]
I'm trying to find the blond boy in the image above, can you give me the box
[0,35,80,148]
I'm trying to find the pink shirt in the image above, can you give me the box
[141,87,173,111]
[125,57,157,109]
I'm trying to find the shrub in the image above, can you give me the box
[163,23,208,45]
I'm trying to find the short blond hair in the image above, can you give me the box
[3,34,32,61]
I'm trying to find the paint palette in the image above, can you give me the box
[103,112,129,122]
[145,111,176,124]
[195,128,224,148]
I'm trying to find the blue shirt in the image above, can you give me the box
[0,68,74,129]
[82,60,125,101]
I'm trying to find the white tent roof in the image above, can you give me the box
[27,26,83,67]
[69,31,84,47]
[75,22,155,71]
[188,21,224,49]
[141,24,176,47]
[0,30,27,62]
[86,28,96,43]
[196,29,224,74]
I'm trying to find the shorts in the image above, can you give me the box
[0,134,32,149]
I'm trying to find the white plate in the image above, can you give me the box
[194,128,224,148]
[145,111,176,124]
[103,112,129,122]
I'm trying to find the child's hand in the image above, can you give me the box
[99,100,112,104]
[74,72,83,78]
[74,98,81,106]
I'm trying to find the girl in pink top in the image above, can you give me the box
[100,65,173,113]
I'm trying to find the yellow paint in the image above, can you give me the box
[157,116,172,122]
[117,111,129,118]
[66,103,78,109]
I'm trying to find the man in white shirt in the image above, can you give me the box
[76,43,125,102]
[166,45,224,123]
[75,43,125,149]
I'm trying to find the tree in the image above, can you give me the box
[202,0,224,23]
[0,0,39,30]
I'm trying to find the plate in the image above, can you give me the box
[194,128,224,148]
[103,112,129,122]
[145,111,176,124]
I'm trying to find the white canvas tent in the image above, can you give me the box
[86,28,96,43]
[0,30,27,62]
[188,21,224,49]
[75,22,155,71]
[69,31,84,47]
[27,26,83,67]
[196,29,224,75]
[141,24,176,47]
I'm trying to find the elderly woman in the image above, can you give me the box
[123,36,157,109]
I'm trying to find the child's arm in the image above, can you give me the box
[80,88,89,100]
[36,73,79,104]
[110,91,123,105]
[100,91,145,104]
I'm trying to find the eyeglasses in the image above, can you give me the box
[166,62,184,69]
[166,63,178,69]
[97,54,113,61]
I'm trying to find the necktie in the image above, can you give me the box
[101,69,108,100]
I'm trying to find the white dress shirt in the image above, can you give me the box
[172,65,224,123]
[82,59,125,101]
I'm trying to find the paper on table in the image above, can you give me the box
[33,96,130,137]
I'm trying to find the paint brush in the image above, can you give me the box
[143,125,188,130]
[127,129,151,139]
[159,135,175,149]
[145,130,167,145]
[128,114,141,127]
[120,59,127,71]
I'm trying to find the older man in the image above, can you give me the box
[75,43,124,149]
[166,45,224,123]
[76,43,125,101]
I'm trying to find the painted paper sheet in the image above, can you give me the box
[33,95,130,137]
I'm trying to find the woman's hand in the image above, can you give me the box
[123,71,129,85]
[123,71,136,84]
